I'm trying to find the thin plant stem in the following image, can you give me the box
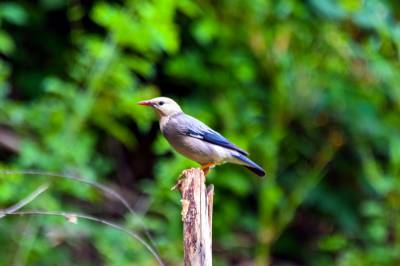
[0,183,49,218]
[1,210,164,266]
[0,170,156,248]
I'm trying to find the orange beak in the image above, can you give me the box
[138,100,153,106]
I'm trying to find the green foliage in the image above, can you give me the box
[1,0,400,265]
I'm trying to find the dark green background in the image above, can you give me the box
[1,0,400,265]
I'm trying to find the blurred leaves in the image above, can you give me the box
[0,2,28,25]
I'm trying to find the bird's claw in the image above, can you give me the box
[201,163,216,176]
[202,167,210,176]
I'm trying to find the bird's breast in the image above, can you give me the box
[159,116,170,133]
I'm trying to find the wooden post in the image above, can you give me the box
[175,168,214,266]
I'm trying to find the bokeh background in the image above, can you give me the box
[1,0,400,265]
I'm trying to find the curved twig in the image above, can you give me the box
[0,170,159,259]
[0,183,49,218]
[1,210,164,266]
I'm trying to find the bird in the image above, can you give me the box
[138,97,265,177]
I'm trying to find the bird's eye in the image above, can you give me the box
[158,101,164,106]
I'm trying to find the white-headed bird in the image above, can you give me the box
[138,97,265,177]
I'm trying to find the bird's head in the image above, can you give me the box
[138,97,182,117]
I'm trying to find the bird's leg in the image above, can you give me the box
[201,163,215,176]
[202,167,210,176]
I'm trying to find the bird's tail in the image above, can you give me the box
[232,154,266,177]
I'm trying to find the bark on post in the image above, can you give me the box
[175,168,214,266]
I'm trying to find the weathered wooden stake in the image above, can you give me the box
[175,168,214,266]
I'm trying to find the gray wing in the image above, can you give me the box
[170,113,249,156]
